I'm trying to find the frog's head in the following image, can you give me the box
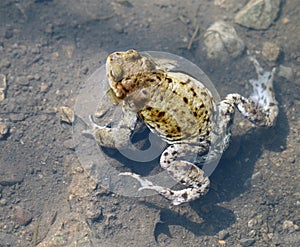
[106,49,156,99]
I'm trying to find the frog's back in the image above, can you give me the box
[138,71,216,144]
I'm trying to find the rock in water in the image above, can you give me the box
[203,21,245,60]
[234,0,281,30]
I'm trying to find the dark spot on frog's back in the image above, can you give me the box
[180,79,191,85]
[166,77,172,83]
[183,97,188,104]
[158,111,165,117]
[190,87,197,97]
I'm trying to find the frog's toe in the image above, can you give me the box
[119,172,155,188]
[88,114,106,129]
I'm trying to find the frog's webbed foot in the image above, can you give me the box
[120,171,209,205]
[248,56,278,125]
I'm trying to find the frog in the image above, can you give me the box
[88,49,278,205]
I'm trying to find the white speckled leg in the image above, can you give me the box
[218,57,278,130]
[210,56,279,157]
[120,143,210,205]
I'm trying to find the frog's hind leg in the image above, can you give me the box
[220,57,278,128]
[120,144,210,205]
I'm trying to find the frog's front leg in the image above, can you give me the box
[88,109,138,149]
[121,143,210,205]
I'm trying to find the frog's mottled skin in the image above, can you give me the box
[90,49,278,205]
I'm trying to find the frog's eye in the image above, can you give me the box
[110,64,123,82]
[127,49,140,60]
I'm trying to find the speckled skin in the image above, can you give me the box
[90,49,278,205]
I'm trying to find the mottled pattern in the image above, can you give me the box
[89,49,278,205]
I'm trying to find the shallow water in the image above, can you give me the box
[0,1,299,246]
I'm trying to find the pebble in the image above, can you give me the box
[281,17,290,24]
[0,122,9,139]
[40,82,51,93]
[0,74,7,101]
[13,206,33,226]
[31,47,41,55]
[9,113,26,122]
[203,21,245,60]
[60,106,74,124]
[0,198,7,206]
[81,66,89,75]
[4,27,13,39]
[218,240,226,245]
[0,171,24,186]
[16,76,30,86]
[63,138,76,150]
[239,238,255,247]
[262,42,280,62]
[282,220,299,232]
[113,22,124,33]
[235,0,280,30]
[0,59,11,69]
[278,65,294,81]
[218,229,229,240]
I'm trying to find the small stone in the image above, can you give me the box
[9,113,26,122]
[278,65,294,81]
[4,28,13,39]
[0,59,11,69]
[52,52,59,60]
[0,74,7,101]
[63,139,76,150]
[113,23,124,33]
[0,170,24,186]
[31,47,41,54]
[218,230,229,240]
[82,66,89,75]
[239,238,255,247]
[62,45,75,59]
[235,0,281,30]
[85,201,103,221]
[218,240,226,245]
[13,206,33,226]
[60,106,74,124]
[45,23,54,34]
[262,42,280,62]
[0,122,9,139]
[203,21,245,61]
[0,90,5,101]
[40,82,50,93]
[16,76,30,86]
[0,198,7,206]
[34,74,41,81]
[282,220,299,232]
[281,17,290,24]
